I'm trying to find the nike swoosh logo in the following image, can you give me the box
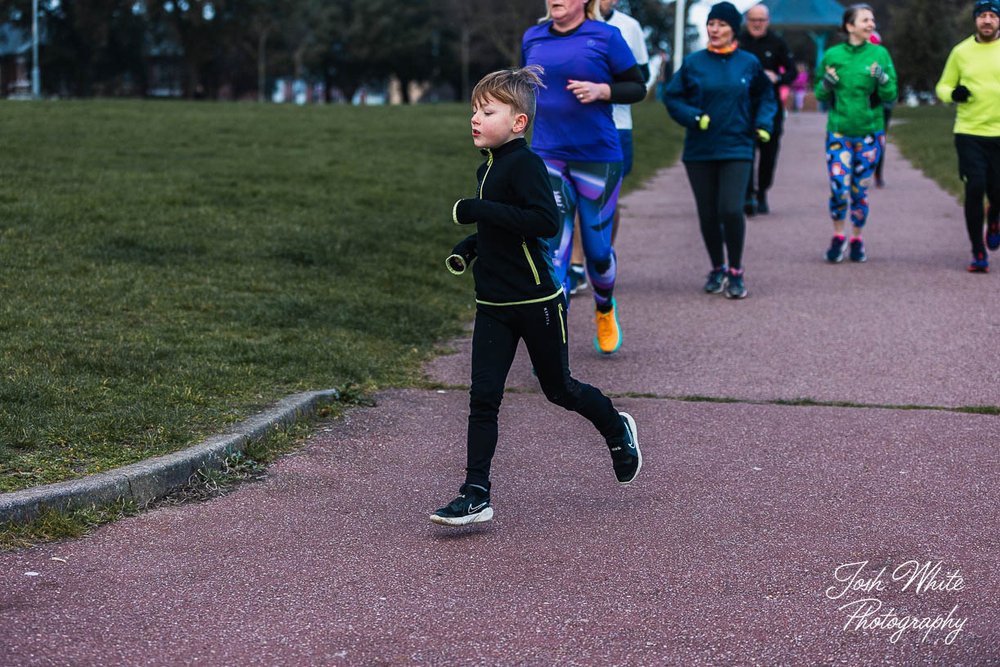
[468,502,488,513]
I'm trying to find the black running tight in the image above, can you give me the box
[684,160,752,270]
[955,134,1000,255]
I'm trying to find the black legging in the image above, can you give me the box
[748,109,784,197]
[955,133,1000,255]
[875,106,892,182]
[684,160,753,270]
[465,297,623,489]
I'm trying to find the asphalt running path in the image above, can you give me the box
[1,113,998,666]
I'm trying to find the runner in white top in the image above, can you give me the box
[604,0,650,136]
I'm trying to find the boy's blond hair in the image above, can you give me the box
[471,65,547,126]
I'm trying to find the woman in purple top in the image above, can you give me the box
[522,0,646,355]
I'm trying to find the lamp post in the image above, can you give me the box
[31,0,40,98]
[673,0,685,75]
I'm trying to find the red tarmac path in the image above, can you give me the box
[1,113,998,666]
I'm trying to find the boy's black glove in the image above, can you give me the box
[952,85,972,103]
[446,235,477,275]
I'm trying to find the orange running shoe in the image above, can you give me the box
[594,298,622,355]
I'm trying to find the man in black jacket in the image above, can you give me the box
[740,3,796,215]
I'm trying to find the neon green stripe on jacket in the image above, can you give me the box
[935,35,1000,137]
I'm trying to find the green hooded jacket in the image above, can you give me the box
[815,41,897,136]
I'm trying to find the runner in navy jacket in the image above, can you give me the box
[665,45,776,162]
[664,1,776,299]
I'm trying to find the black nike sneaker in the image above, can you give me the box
[430,483,493,526]
[608,412,642,485]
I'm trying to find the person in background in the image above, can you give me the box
[601,0,650,240]
[568,0,650,296]
[791,61,810,112]
[656,48,672,103]
[664,1,776,299]
[814,3,897,264]
[935,0,1000,273]
[739,2,796,216]
[869,31,894,189]
[523,0,646,354]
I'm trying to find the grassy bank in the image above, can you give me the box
[0,98,682,494]
[891,105,961,197]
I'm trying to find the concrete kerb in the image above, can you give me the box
[0,389,340,526]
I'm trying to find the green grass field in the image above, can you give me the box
[0,97,682,494]
[891,105,961,197]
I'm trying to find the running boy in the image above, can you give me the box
[431,66,641,527]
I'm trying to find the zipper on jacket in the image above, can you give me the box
[557,301,566,344]
[522,241,541,285]
[479,149,494,198]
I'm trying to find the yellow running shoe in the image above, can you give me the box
[594,298,622,355]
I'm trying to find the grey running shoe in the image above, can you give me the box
[756,192,769,214]
[430,484,493,526]
[724,270,748,299]
[703,266,728,294]
[569,264,588,296]
[608,412,642,485]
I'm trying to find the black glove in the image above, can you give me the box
[821,70,839,91]
[870,64,890,86]
[446,236,477,275]
[952,85,972,103]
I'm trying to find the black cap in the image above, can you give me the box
[974,0,1000,18]
[707,2,743,34]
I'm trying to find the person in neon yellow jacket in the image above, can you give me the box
[814,3,897,264]
[935,0,1000,273]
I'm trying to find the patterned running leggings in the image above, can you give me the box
[544,158,623,310]
[825,131,884,227]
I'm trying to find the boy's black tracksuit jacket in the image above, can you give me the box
[452,137,562,306]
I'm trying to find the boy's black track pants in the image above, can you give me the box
[464,296,623,489]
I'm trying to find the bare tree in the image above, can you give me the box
[444,0,543,99]
[888,0,968,93]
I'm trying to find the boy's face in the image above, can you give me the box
[471,96,527,149]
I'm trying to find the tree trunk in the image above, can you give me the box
[341,83,359,104]
[186,59,201,99]
[257,29,269,103]
[461,25,470,102]
[293,45,307,82]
